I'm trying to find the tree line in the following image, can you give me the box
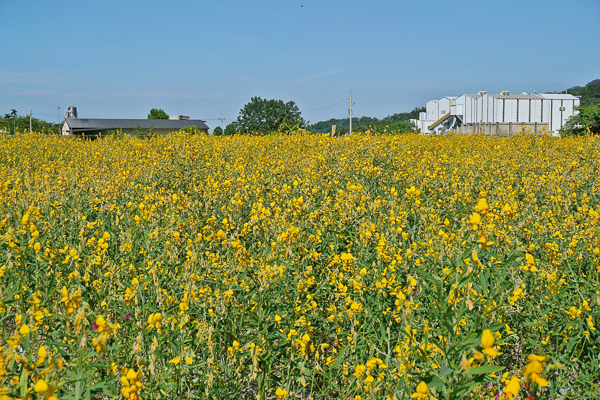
[1,110,62,134]
[5,78,598,136]
[309,107,425,135]
[553,79,600,106]
[557,79,600,136]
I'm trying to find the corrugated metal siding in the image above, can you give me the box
[65,119,209,131]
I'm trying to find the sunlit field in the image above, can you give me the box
[0,132,599,399]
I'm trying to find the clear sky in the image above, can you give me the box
[1,0,599,127]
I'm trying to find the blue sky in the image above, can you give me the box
[1,0,599,127]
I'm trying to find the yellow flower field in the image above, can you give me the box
[0,132,599,399]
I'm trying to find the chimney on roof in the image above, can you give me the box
[478,91,486,95]
[501,91,510,95]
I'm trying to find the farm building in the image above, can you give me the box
[61,107,209,136]
[411,91,580,135]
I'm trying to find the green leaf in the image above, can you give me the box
[439,365,453,377]
[422,374,444,388]
[468,365,505,375]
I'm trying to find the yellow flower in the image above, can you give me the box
[340,252,354,261]
[95,315,112,333]
[522,354,549,387]
[411,381,430,399]
[19,324,30,336]
[275,387,288,398]
[37,345,48,365]
[481,329,499,357]
[541,335,550,345]
[147,312,163,329]
[169,356,181,364]
[92,333,108,353]
[469,213,481,230]
[526,253,534,265]
[503,377,520,400]
[121,368,143,400]
[34,379,48,394]
[475,198,489,213]
[353,364,366,377]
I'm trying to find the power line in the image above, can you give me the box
[304,93,350,108]
[303,98,349,112]
[348,90,354,135]
[33,113,60,117]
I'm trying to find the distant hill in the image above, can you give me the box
[553,79,600,106]
[309,107,424,134]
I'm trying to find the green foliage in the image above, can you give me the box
[132,124,155,138]
[278,119,305,134]
[224,123,237,136]
[178,125,201,135]
[148,108,169,119]
[560,104,600,137]
[0,134,599,398]
[1,111,62,134]
[554,79,600,106]
[310,107,424,135]
[235,97,305,134]
[212,126,223,136]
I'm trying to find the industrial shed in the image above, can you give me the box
[61,109,209,136]
[412,91,580,135]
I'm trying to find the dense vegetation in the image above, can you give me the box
[147,109,169,120]
[310,107,425,135]
[233,97,306,134]
[1,111,61,134]
[560,104,600,137]
[1,132,599,399]
[553,79,600,106]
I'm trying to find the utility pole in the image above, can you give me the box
[348,89,354,135]
[58,106,61,123]
[219,114,224,130]
[29,110,33,132]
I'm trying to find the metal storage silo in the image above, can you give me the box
[67,106,78,119]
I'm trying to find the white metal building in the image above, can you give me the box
[411,91,580,135]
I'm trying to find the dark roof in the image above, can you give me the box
[65,118,209,131]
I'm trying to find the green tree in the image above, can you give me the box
[213,126,223,136]
[179,125,200,134]
[560,104,600,137]
[235,97,305,134]
[10,109,17,133]
[1,112,62,134]
[555,79,600,106]
[309,107,424,134]
[148,108,169,119]
[224,123,237,136]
